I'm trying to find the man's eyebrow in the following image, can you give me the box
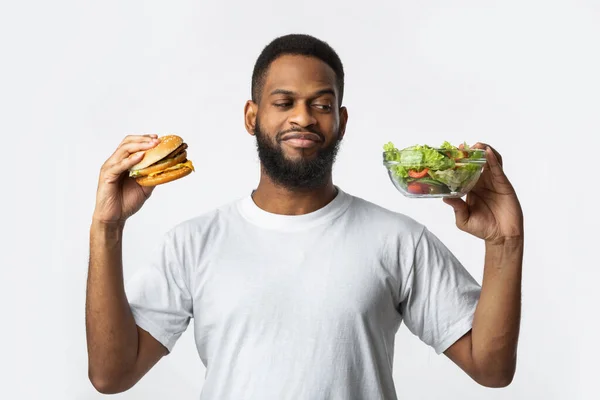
[269,88,336,97]
[314,88,336,97]
[270,89,296,96]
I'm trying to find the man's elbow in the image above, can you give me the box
[88,369,132,394]
[475,365,516,388]
[477,374,514,388]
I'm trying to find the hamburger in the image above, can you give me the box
[129,135,194,186]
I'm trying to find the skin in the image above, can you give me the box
[86,135,168,394]
[86,54,523,393]
[244,55,348,215]
[442,145,524,387]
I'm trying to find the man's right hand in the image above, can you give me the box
[93,134,160,225]
[88,134,169,394]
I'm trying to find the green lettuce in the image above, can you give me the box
[441,140,486,159]
[439,141,464,160]
[429,164,480,191]
[469,149,485,159]
[412,145,454,170]
[383,142,401,161]
[383,141,484,192]
[383,142,454,171]
[383,142,408,178]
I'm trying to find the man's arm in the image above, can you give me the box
[86,220,168,394]
[444,238,523,387]
[442,143,524,387]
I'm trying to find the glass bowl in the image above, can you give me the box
[383,146,487,198]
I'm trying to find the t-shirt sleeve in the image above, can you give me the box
[399,227,481,354]
[125,231,193,353]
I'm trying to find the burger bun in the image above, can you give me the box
[130,135,184,171]
[135,165,193,187]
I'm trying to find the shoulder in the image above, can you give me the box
[345,190,426,237]
[154,197,245,265]
[165,197,243,241]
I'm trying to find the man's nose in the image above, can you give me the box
[289,103,317,128]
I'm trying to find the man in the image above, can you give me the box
[86,34,524,399]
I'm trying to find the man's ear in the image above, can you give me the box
[244,100,258,136]
[338,106,348,141]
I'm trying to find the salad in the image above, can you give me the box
[383,141,486,196]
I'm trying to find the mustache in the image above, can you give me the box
[276,127,324,143]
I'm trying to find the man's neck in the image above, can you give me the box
[251,174,338,216]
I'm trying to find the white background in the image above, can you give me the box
[1,0,598,399]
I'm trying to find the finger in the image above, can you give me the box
[120,134,159,145]
[110,140,158,165]
[484,146,506,180]
[471,142,502,166]
[443,197,470,230]
[104,151,147,178]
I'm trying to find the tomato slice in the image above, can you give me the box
[407,182,430,194]
[407,180,451,195]
[408,168,429,178]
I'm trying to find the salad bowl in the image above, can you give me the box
[383,141,486,198]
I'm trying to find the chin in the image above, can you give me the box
[282,146,319,158]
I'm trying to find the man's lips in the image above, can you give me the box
[280,132,323,148]
[280,132,323,142]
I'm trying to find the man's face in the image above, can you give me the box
[246,55,348,190]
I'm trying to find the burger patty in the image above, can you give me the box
[165,143,188,160]
[129,142,191,178]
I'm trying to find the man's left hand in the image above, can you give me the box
[443,143,523,244]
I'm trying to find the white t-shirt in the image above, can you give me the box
[126,187,481,400]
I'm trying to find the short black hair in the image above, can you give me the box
[251,34,345,105]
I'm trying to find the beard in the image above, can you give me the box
[254,117,342,190]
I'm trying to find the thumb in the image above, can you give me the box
[443,197,470,230]
[485,146,506,182]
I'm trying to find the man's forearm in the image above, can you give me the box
[86,220,139,392]
[470,237,523,385]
